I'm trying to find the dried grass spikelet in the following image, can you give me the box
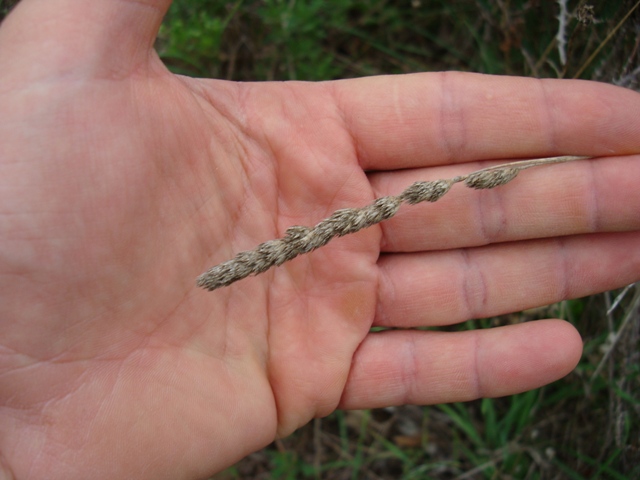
[197,155,588,291]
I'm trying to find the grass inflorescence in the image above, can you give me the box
[197,156,587,291]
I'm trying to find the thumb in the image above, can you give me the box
[0,0,172,82]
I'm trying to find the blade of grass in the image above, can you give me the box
[438,403,484,449]
[350,410,370,480]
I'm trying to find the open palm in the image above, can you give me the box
[1,1,640,479]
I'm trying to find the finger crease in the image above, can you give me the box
[459,248,488,320]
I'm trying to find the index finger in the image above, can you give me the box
[332,72,640,171]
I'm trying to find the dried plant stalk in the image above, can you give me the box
[556,0,569,66]
[197,155,588,291]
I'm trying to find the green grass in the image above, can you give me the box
[156,0,640,86]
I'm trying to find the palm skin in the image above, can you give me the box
[1,1,640,479]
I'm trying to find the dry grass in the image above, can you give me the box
[197,156,588,291]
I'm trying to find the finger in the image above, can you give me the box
[375,231,640,328]
[339,320,582,409]
[371,154,640,252]
[333,72,640,170]
[0,0,171,81]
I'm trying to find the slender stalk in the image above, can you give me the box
[197,155,589,291]
[573,0,640,79]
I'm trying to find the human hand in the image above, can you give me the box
[1,1,639,479]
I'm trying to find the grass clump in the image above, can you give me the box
[156,0,640,86]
